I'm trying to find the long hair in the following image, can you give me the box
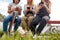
[44,0,51,3]
[41,0,51,3]
[44,0,51,9]
[13,0,20,3]
[41,0,51,7]
[27,0,34,5]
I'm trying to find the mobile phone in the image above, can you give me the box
[39,2,44,5]
[27,7,30,9]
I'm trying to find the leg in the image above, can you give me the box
[14,17,21,32]
[3,15,12,33]
[21,16,27,31]
[36,16,50,35]
[30,15,41,34]
[28,16,34,31]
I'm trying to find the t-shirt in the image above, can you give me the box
[8,3,22,16]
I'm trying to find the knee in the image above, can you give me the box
[42,16,50,22]
[16,17,21,23]
[31,20,37,26]
[3,17,9,23]
[21,17,24,21]
[28,16,34,20]
[21,16,27,21]
[3,15,12,23]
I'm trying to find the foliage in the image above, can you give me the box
[0,30,60,40]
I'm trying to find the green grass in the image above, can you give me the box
[0,30,60,40]
[0,30,4,37]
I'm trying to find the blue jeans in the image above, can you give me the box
[3,15,21,32]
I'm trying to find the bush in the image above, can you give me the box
[0,31,60,40]
[0,30,4,37]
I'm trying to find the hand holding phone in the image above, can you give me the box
[27,7,30,9]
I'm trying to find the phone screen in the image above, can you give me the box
[27,7,30,9]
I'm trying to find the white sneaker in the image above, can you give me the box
[33,34,37,38]
[2,34,6,39]
[10,32,14,36]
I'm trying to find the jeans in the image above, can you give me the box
[3,15,21,32]
[30,15,50,35]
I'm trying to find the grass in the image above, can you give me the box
[0,30,60,40]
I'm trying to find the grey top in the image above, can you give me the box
[23,4,36,15]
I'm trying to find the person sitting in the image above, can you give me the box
[30,0,51,37]
[21,0,36,32]
[3,0,22,34]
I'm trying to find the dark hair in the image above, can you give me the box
[13,0,20,3]
[39,2,44,5]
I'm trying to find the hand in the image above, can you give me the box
[27,7,33,11]
[14,7,19,11]
[37,5,42,10]
[26,9,30,12]
[44,4,47,7]
[12,7,18,11]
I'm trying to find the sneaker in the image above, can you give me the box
[10,32,14,36]
[2,33,6,39]
[33,34,37,38]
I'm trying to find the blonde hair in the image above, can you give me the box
[45,0,51,10]
[27,0,34,5]
[42,0,51,7]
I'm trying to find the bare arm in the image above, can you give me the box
[45,3,51,14]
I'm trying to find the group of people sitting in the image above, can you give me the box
[3,0,51,37]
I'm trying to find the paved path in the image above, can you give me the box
[0,22,60,34]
